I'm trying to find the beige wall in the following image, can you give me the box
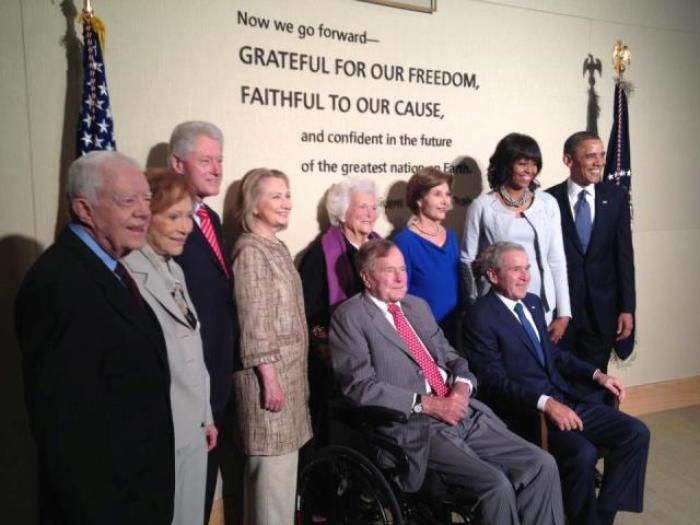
[2,0,700,389]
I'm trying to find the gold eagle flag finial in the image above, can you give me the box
[612,41,631,80]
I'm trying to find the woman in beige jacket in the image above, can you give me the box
[231,168,312,525]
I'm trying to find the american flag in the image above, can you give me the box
[77,10,116,156]
[604,81,631,191]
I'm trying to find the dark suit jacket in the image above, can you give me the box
[15,228,174,524]
[547,181,635,357]
[330,292,476,492]
[464,291,597,424]
[175,205,238,414]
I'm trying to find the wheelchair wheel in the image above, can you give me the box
[296,445,404,525]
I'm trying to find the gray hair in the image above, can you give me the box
[478,241,527,275]
[355,239,397,276]
[326,177,377,226]
[169,121,224,159]
[65,151,141,220]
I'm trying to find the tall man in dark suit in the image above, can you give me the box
[464,241,649,525]
[330,239,564,525]
[170,121,239,523]
[15,151,175,524]
[547,131,635,372]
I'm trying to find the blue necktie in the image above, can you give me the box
[575,190,592,251]
[514,302,545,367]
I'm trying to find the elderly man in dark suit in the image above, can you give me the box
[15,151,174,524]
[330,239,564,525]
[464,241,649,525]
[169,121,240,523]
[547,131,635,373]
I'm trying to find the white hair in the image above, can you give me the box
[169,120,224,159]
[325,178,377,226]
[65,151,141,220]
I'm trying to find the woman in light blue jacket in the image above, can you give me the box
[461,132,571,342]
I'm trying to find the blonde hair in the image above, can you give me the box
[238,168,290,232]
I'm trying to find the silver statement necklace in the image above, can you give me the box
[499,186,531,208]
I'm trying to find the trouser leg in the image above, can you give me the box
[429,402,564,525]
[173,430,208,525]
[243,450,299,525]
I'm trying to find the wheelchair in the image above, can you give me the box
[295,398,476,525]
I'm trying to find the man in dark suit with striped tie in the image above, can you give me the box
[170,121,240,524]
[464,241,649,525]
[547,132,636,373]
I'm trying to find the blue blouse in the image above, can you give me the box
[394,227,461,323]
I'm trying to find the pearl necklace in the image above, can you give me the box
[499,186,531,208]
[412,220,443,237]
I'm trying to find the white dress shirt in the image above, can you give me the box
[567,178,596,223]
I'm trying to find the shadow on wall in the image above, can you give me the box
[54,0,83,240]
[0,236,43,523]
[222,179,244,257]
[384,180,410,240]
[294,188,332,267]
[146,142,170,171]
[445,156,483,239]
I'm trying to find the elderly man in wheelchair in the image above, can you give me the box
[297,240,564,525]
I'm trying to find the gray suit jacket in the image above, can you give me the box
[330,292,477,491]
[124,248,213,451]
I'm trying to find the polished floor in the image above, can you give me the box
[617,405,700,525]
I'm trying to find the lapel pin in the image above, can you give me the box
[602,200,608,205]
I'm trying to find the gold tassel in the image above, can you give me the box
[78,11,107,53]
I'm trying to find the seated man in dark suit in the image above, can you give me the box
[464,241,649,525]
[330,239,564,525]
[15,152,174,523]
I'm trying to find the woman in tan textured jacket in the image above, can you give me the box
[231,168,312,525]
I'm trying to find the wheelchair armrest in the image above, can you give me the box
[328,398,408,426]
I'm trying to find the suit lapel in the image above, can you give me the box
[126,251,192,329]
[63,231,167,363]
[588,183,610,255]
[361,293,423,367]
[552,181,584,256]
[488,292,547,369]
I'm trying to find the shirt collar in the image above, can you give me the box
[494,290,522,313]
[69,222,118,272]
[367,292,400,315]
[567,178,596,201]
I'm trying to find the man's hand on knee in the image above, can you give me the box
[544,398,583,431]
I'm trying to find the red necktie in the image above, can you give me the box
[115,262,143,306]
[196,206,229,277]
[387,303,448,397]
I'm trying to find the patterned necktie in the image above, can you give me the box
[387,303,448,397]
[115,262,143,306]
[513,302,546,367]
[172,282,198,329]
[196,206,230,277]
[575,189,592,252]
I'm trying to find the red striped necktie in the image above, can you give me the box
[387,303,448,397]
[196,206,229,277]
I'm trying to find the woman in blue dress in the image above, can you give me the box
[394,167,462,347]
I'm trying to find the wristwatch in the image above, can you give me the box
[412,394,423,414]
